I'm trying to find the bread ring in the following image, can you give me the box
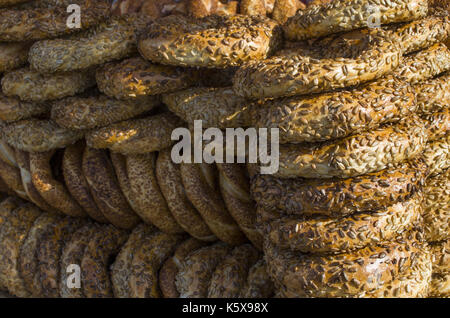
[274,115,427,179]
[30,151,86,218]
[0,94,50,123]
[96,57,199,100]
[156,149,215,240]
[424,169,450,242]
[283,0,427,41]
[0,158,28,200]
[265,231,425,298]
[240,259,275,298]
[0,203,40,297]
[63,142,107,223]
[162,87,249,129]
[86,112,184,155]
[252,160,426,217]
[2,119,84,152]
[0,0,111,42]
[263,196,422,254]
[175,242,231,298]
[82,147,140,229]
[423,109,450,142]
[111,223,156,298]
[430,273,450,297]
[416,72,450,115]
[159,238,208,298]
[423,135,450,178]
[29,14,151,73]
[217,163,262,249]
[181,162,247,245]
[129,231,183,298]
[234,29,401,99]
[51,95,159,130]
[15,149,60,213]
[80,224,128,298]
[138,14,282,69]
[0,139,17,167]
[208,244,260,298]
[0,42,30,73]
[248,76,416,144]
[1,67,95,102]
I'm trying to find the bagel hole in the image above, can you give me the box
[50,149,66,184]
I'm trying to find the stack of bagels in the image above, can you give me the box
[0,0,448,298]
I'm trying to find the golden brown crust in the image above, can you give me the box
[126,152,184,234]
[241,259,275,298]
[283,0,427,41]
[0,94,50,123]
[138,0,188,18]
[86,113,184,155]
[208,244,260,298]
[181,162,247,245]
[430,272,450,297]
[423,109,450,142]
[0,42,30,73]
[240,0,268,16]
[51,95,159,130]
[188,0,239,17]
[63,142,107,223]
[431,239,449,275]
[416,72,450,115]
[423,135,450,177]
[156,149,215,240]
[0,158,28,200]
[82,147,140,229]
[272,0,305,23]
[251,160,426,217]
[2,119,84,152]
[97,56,199,100]
[138,14,282,69]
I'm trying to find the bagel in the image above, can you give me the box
[234,28,401,99]
[265,231,425,298]
[2,119,84,152]
[82,147,140,229]
[240,259,275,298]
[175,242,231,298]
[51,95,159,130]
[217,163,262,249]
[0,0,111,42]
[423,135,450,178]
[138,14,282,69]
[159,238,208,298]
[423,109,450,142]
[248,76,416,144]
[156,149,216,240]
[0,139,17,168]
[0,42,30,73]
[126,152,185,234]
[36,217,85,298]
[275,115,427,179]
[128,231,183,298]
[1,67,95,102]
[86,113,184,155]
[263,196,422,254]
[162,87,249,129]
[424,169,450,242]
[416,72,449,115]
[181,162,247,245]
[188,0,239,17]
[30,151,86,218]
[96,57,199,100]
[283,0,427,41]
[80,224,128,298]
[0,158,28,200]
[29,15,151,73]
[15,149,60,213]
[111,224,156,298]
[62,142,107,223]
[0,94,50,123]
[208,244,260,298]
[252,160,426,217]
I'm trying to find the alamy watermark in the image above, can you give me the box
[66,4,81,29]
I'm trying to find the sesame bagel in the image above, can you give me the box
[283,0,427,41]
[29,14,151,73]
[0,42,30,73]
[263,196,422,254]
[156,149,216,241]
[126,152,185,234]
[423,135,450,177]
[82,147,140,229]
[248,76,416,144]
[274,115,427,179]
[416,72,449,115]
[86,113,184,155]
[240,259,275,298]
[51,95,159,130]
[424,169,449,242]
[1,67,95,102]
[138,14,282,68]
[0,94,50,123]
[234,28,401,99]
[96,57,199,100]
[0,0,111,42]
